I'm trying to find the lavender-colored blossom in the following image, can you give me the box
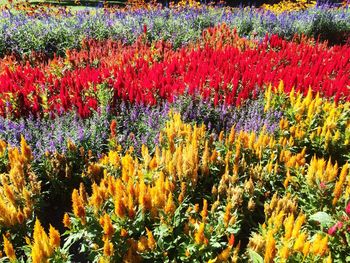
[0,109,110,159]
[173,94,282,135]
[0,5,348,56]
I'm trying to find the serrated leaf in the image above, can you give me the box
[310,211,334,227]
[248,249,264,263]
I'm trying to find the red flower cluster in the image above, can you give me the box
[0,26,349,117]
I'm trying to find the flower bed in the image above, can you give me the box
[0,3,349,263]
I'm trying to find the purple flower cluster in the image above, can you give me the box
[0,95,281,159]
[0,110,110,159]
[174,95,282,135]
[0,5,348,56]
[114,101,170,154]
[114,95,282,154]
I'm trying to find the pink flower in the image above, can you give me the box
[346,202,350,215]
[319,182,326,189]
[328,225,337,235]
[337,221,343,229]
[328,221,343,236]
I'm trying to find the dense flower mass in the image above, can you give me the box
[0,27,349,118]
[0,1,349,263]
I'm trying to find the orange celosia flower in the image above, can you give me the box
[146,227,156,250]
[100,214,114,240]
[228,234,235,247]
[31,219,55,263]
[137,236,148,252]
[200,199,208,220]
[103,239,114,257]
[217,246,231,262]
[223,202,232,226]
[63,213,71,228]
[72,189,86,224]
[110,119,117,138]
[120,228,128,238]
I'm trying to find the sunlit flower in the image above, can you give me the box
[3,235,16,262]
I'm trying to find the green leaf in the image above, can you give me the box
[248,249,264,263]
[310,212,334,227]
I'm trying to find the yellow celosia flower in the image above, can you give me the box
[217,246,231,262]
[332,163,349,205]
[325,253,332,263]
[311,233,323,255]
[303,241,311,256]
[318,235,329,256]
[279,241,289,260]
[49,225,61,249]
[31,219,59,263]
[194,222,206,245]
[292,213,306,238]
[264,231,276,263]
[293,232,307,252]
[264,84,272,112]
[284,214,294,239]
[164,192,175,214]
[3,235,16,262]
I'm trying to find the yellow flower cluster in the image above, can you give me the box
[286,86,349,149]
[262,0,316,14]
[170,0,201,8]
[65,85,349,261]
[2,219,61,263]
[67,113,243,261]
[305,156,339,186]
[250,195,330,262]
[30,219,61,263]
[75,112,209,222]
[0,136,40,228]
